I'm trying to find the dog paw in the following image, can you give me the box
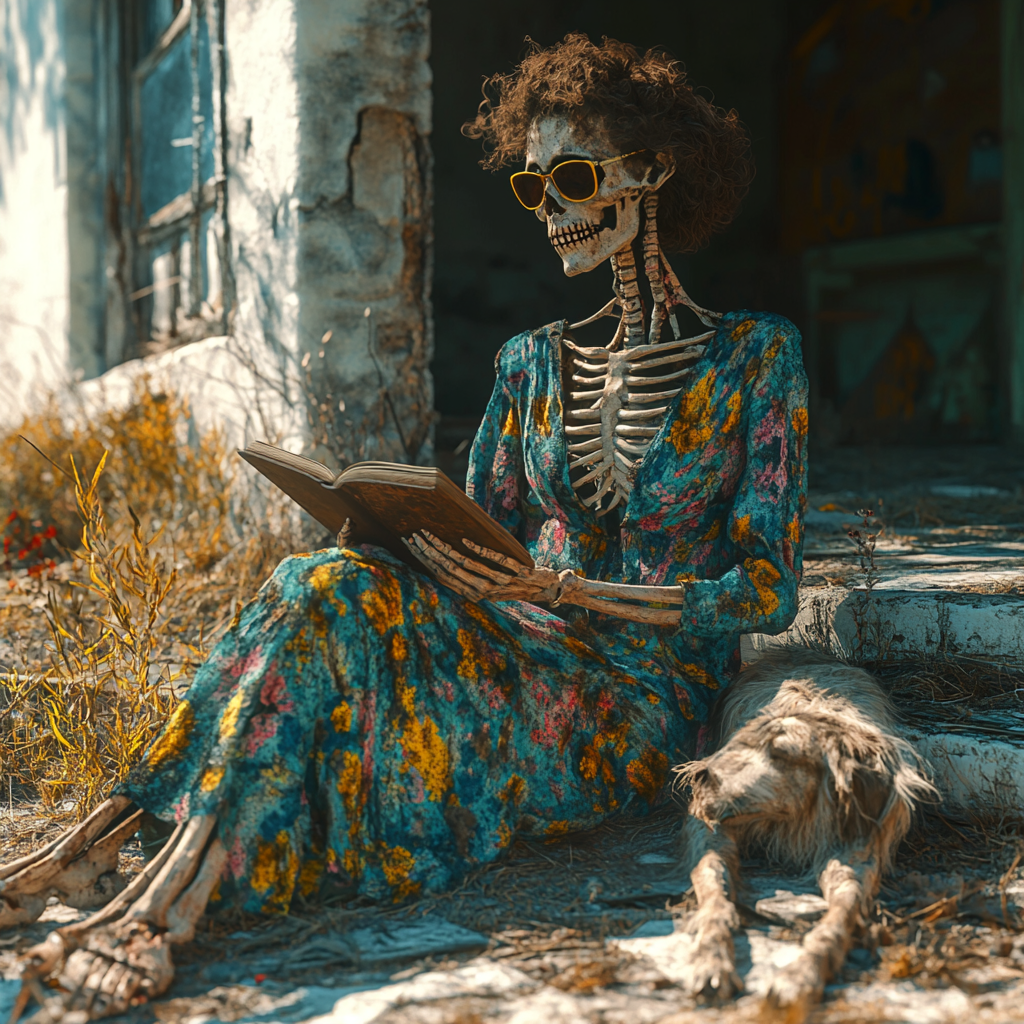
[762,955,824,1023]
[686,945,743,1003]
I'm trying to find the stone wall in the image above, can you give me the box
[226,0,434,463]
[1,0,435,469]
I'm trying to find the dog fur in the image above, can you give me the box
[675,651,937,1019]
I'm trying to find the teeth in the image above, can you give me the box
[549,222,602,249]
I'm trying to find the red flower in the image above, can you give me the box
[44,525,57,539]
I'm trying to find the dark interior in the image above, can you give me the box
[429,0,1005,455]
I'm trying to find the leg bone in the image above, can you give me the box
[0,798,132,889]
[121,814,216,929]
[165,838,227,943]
[0,799,135,931]
[11,818,213,1023]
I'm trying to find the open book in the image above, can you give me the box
[238,441,534,572]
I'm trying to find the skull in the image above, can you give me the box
[525,116,674,277]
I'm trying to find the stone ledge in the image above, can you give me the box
[743,583,1024,662]
[907,730,1024,821]
[746,523,1024,662]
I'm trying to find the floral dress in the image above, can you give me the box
[119,311,808,913]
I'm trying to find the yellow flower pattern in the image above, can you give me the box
[119,312,806,915]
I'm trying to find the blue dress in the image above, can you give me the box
[119,311,808,913]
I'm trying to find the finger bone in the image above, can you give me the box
[461,541,521,575]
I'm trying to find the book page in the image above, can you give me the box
[243,440,335,484]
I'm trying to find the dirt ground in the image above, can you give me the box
[2,443,1023,1023]
[1,802,1023,1024]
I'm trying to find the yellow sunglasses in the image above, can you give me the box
[510,150,648,210]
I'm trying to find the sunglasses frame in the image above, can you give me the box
[510,149,649,210]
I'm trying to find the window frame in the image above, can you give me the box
[123,0,231,353]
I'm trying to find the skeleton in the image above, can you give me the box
[407,115,725,620]
[563,198,718,513]
[529,117,722,513]
[1,115,725,1022]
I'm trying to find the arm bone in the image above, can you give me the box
[557,572,684,625]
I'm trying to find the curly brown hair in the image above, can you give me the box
[463,34,754,254]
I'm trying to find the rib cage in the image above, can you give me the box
[564,331,713,513]
[560,192,722,515]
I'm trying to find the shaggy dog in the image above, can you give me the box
[675,652,937,1019]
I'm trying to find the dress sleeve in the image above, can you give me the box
[678,329,808,638]
[465,372,526,543]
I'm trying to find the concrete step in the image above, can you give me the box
[748,520,1024,661]
[905,727,1024,821]
[743,522,1024,821]
[744,581,1024,662]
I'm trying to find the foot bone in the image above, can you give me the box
[0,799,140,930]
[59,922,175,1021]
[11,815,223,1023]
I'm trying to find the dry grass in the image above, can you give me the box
[1,384,230,559]
[868,657,1024,742]
[0,379,307,821]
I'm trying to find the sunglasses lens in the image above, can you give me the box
[551,161,598,201]
[511,172,545,209]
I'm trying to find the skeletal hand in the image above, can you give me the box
[404,531,560,604]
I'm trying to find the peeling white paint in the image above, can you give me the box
[0,0,70,420]
[227,0,434,465]
[906,730,1024,821]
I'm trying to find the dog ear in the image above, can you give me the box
[841,764,892,841]
[824,734,893,842]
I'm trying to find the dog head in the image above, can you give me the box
[680,712,827,832]
[677,679,935,866]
